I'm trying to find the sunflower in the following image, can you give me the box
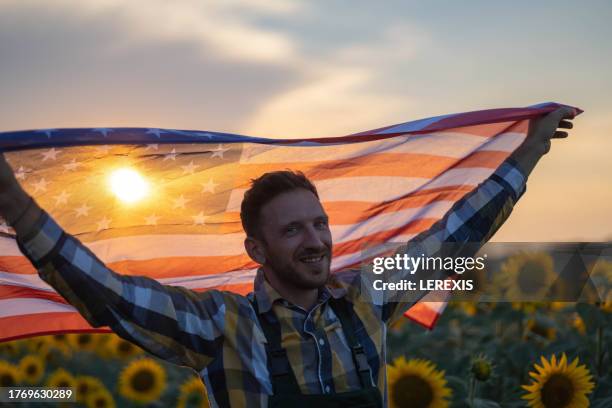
[18,354,45,384]
[26,336,52,353]
[572,314,586,335]
[459,302,477,316]
[74,375,105,403]
[0,360,21,386]
[39,343,66,366]
[118,357,167,403]
[107,335,143,359]
[549,301,573,311]
[51,333,69,346]
[86,386,116,408]
[522,353,594,408]
[499,252,556,301]
[525,318,556,341]
[470,354,494,382]
[68,333,97,352]
[510,302,540,314]
[46,334,72,358]
[387,356,451,408]
[46,368,76,389]
[0,341,21,356]
[601,291,612,313]
[93,334,114,359]
[177,376,209,408]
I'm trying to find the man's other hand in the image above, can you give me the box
[510,107,577,177]
[526,106,576,155]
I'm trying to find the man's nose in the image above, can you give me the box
[302,225,326,249]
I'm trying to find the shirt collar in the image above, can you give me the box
[253,268,347,314]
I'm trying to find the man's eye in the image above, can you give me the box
[286,226,298,234]
[315,220,328,228]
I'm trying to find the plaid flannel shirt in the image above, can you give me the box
[16,161,526,407]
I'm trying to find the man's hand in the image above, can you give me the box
[509,107,577,177]
[0,153,39,231]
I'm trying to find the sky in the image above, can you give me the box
[1,0,611,241]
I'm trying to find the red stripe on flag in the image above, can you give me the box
[0,312,111,342]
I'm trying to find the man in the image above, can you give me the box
[0,107,575,407]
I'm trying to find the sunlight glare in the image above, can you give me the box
[108,168,149,203]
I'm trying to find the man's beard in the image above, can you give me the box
[265,250,331,290]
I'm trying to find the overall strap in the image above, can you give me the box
[329,298,375,388]
[252,298,302,395]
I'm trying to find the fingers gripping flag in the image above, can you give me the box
[0,102,580,341]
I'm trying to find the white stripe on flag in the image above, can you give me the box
[240,132,525,164]
[0,298,76,318]
[227,168,493,211]
[0,271,56,291]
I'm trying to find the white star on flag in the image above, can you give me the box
[172,195,190,209]
[75,203,91,218]
[145,214,160,226]
[210,144,230,159]
[192,212,207,225]
[93,128,112,137]
[200,178,218,194]
[41,148,60,161]
[15,166,29,180]
[145,144,159,151]
[35,129,57,138]
[163,148,178,161]
[31,178,49,193]
[53,191,71,206]
[181,161,200,175]
[97,217,111,231]
[146,129,165,138]
[63,159,83,172]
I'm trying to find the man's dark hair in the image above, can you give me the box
[240,170,319,239]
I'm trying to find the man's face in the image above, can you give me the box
[258,188,332,290]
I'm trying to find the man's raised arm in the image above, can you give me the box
[374,107,577,325]
[0,154,226,370]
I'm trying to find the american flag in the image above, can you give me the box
[0,102,578,341]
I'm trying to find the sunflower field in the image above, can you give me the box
[0,255,610,407]
[386,256,612,407]
[0,333,209,407]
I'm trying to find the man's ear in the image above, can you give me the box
[245,236,266,265]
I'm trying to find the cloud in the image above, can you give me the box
[0,1,428,136]
[242,65,413,138]
[0,0,305,131]
[3,0,302,64]
[88,0,299,64]
[334,23,428,66]
[243,23,429,137]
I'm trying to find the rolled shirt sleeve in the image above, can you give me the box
[360,159,527,324]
